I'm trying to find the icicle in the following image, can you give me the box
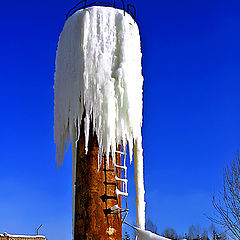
[134,136,145,229]
[71,125,77,237]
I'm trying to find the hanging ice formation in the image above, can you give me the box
[54,6,145,229]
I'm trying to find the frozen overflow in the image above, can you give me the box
[54,5,167,240]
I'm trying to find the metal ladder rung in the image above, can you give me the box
[115,150,126,155]
[115,176,128,183]
[116,188,128,197]
[114,163,127,169]
[111,204,128,213]
[111,204,120,211]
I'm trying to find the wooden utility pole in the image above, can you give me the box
[74,121,122,240]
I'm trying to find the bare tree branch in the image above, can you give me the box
[208,153,240,240]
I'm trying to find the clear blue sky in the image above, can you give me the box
[1,0,240,239]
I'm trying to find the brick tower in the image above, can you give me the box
[74,123,123,239]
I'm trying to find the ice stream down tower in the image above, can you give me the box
[54,1,145,239]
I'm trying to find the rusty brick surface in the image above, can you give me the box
[74,123,122,240]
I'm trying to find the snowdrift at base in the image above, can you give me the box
[54,6,145,229]
[136,228,171,240]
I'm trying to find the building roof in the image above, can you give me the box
[0,232,46,240]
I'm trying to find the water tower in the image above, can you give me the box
[54,1,145,239]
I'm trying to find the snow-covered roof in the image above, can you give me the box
[0,233,46,240]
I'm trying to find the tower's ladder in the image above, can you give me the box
[111,148,129,222]
[101,147,129,223]
[114,150,128,198]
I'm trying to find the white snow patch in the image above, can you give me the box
[136,228,171,240]
[54,6,145,229]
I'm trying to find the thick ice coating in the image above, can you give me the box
[54,6,145,229]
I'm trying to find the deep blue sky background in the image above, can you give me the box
[1,0,240,239]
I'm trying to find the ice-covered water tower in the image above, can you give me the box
[54,1,145,239]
